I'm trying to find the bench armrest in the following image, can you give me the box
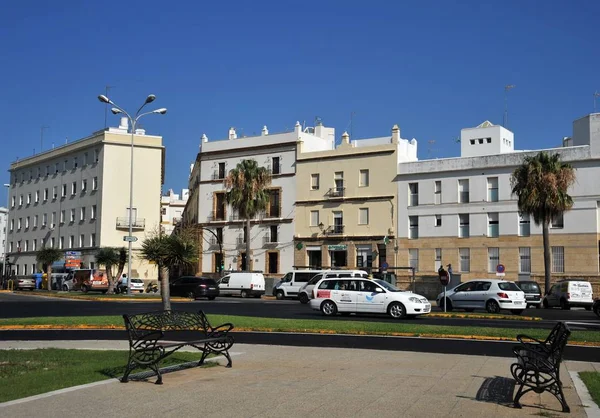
[516,334,545,345]
[208,323,234,338]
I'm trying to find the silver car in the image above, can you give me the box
[16,277,35,291]
[436,279,526,315]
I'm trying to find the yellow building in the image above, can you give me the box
[294,126,417,271]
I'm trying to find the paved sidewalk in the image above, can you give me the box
[0,342,594,417]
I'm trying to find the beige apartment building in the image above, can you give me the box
[294,126,417,271]
[7,118,164,281]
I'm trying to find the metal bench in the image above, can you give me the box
[510,321,571,413]
[122,310,234,384]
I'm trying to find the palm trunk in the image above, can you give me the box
[542,220,551,295]
[106,267,115,295]
[159,263,171,310]
[46,265,52,291]
[246,217,251,271]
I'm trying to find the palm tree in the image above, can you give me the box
[36,248,63,291]
[164,234,198,279]
[140,234,170,310]
[224,159,271,270]
[114,247,127,286]
[511,152,576,293]
[95,247,121,294]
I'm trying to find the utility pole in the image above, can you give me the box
[504,85,516,128]
[594,91,600,113]
[104,85,115,128]
[40,126,49,154]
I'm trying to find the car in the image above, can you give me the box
[127,278,145,294]
[298,270,368,304]
[15,277,35,291]
[514,281,542,308]
[309,277,430,319]
[543,280,594,310]
[273,270,327,300]
[436,279,526,315]
[218,273,265,298]
[169,276,219,300]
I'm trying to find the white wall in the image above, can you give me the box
[461,124,514,158]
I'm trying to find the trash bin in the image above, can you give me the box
[33,273,43,290]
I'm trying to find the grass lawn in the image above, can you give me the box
[579,371,600,407]
[1,314,599,344]
[0,349,210,403]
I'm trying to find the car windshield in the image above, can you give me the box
[517,282,540,292]
[131,278,143,284]
[373,279,401,292]
[498,282,521,291]
[308,275,322,285]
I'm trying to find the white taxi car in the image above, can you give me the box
[309,277,430,319]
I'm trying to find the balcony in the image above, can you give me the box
[263,235,278,246]
[327,187,345,198]
[327,224,344,235]
[208,211,226,222]
[116,217,145,230]
[212,171,225,181]
[229,213,241,221]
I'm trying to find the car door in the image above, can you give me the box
[450,282,473,308]
[330,279,357,313]
[170,278,184,296]
[468,281,491,309]
[546,284,561,307]
[356,279,387,313]
[218,275,231,295]
[279,273,293,296]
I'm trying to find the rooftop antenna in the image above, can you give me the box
[40,126,49,153]
[594,91,600,113]
[504,84,516,128]
[104,85,115,128]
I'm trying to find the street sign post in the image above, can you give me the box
[438,267,449,312]
[123,236,138,243]
[496,264,506,277]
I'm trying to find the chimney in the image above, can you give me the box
[341,131,350,144]
[391,124,400,143]
[261,126,269,136]
[119,117,129,131]
[228,127,237,140]
[135,128,145,135]
[201,133,208,143]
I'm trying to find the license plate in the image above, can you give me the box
[209,287,215,290]
[93,281,102,285]
[514,301,523,305]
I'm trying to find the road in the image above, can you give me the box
[1,292,598,330]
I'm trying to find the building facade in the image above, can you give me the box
[294,125,417,271]
[0,207,7,265]
[161,188,189,235]
[7,118,164,280]
[184,122,335,276]
[397,115,600,282]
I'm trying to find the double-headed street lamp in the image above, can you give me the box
[97,94,167,295]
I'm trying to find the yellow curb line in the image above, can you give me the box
[10,292,189,303]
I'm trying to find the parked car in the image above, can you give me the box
[50,273,69,291]
[218,273,265,298]
[515,281,542,308]
[436,279,526,315]
[543,280,594,310]
[298,270,368,304]
[309,277,430,319]
[273,270,327,300]
[66,269,109,293]
[15,277,35,291]
[126,278,145,294]
[169,276,219,300]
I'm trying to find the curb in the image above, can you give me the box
[569,370,600,415]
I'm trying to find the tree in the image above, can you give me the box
[95,247,121,294]
[36,248,63,291]
[164,233,198,279]
[114,247,127,286]
[140,233,170,310]
[510,152,576,293]
[224,159,271,271]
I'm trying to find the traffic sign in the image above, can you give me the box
[381,262,389,271]
[123,236,138,242]
[496,263,506,277]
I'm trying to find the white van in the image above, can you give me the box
[218,273,265,298]
[273,270,327,300]
[298,270,370,304]
[543,280,594,310]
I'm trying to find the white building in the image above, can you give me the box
[161,189,189,235]
[184,122,334,276]
[7,118,164,279]
[396,114,600,282]
[0,207,7,265]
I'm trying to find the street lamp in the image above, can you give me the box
[3,184,9,282]
[97,94,167,295]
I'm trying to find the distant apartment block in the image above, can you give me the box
[161,188,189,235]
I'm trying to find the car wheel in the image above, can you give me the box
[320,300,337,316]
[560,299,570,310]
[241,290,248,298]
[187,291,196,300]
[298,293,309,304]
[62,285,69,292]
[208,296,216,300]
[275,290,285,300]
[81,285,89,293]
[543,299,549,309]
[388,302,407,319]
[465,308,474,313]
[439,298,453,312]
[512,310,524,315]
[486,300,500,314]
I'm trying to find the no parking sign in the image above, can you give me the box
[496,264,506,277]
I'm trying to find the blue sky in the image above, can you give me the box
[1,0,598,192]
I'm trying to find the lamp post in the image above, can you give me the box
[97,94,167,295]
[3,184,9,283]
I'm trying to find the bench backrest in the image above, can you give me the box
[124,310,212,339]
[546,322,571,367]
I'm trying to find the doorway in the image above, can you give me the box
[240,253,247,271]
[268,252,278,274]
[330,250,347,268]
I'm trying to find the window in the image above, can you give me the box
[37,167,41,178]
[53,186,58,199]
[73,157,78,168]
[80,234,85,248]
[218,162,226,179]
[11,196,15,208]
[487,213,499,237]
[519,213,530,236]
[92,177,98,190]
[90,233,96,247]
[488,247,499,272]
[63,159,68,171]
[42,213,47,227]
[51,212,56,226]
[434,180,441,204]
[83,152,88,166]
[269,225,278,242]
[70,209,75,223]
[359,208,369,225]
[80,207,86,221]
[434,215,442,227]
[435,248,442,271]
[17,218,21,230]
[408,183,418,206]
[43,188,48,201]
[61,184,67,197]
[458,179,469,203]
[161,207,167,216]
[272,157,280,175]
[408,249,419,271]
[409,216,418,239]
[45,165,50,176]
[310,174,320,190]
[91,205,97,220]
[459,248,470,272]
[551,213,564,229]
[94,149,99,163]
[32,239,37,251]
[55,163,59,174]
[487,177,498,202]
[267,189,280,218]
[334,172,344,193]
[25,216,30,229]
[519,247,531,273]
[19,194,23,206]
[27,193,32,205]
[50,237,55,248]
[82,179,87,192]
[72,181,77,195]
[35,190,39,203]
[69,235,74,248]
[10,219,13,231]
[332,211,343,234]
[359,169,369,187]
[551,246,564,273]
[310,210,319,227]
[459,214,470,238]
[25,240,29,251]
[33,215,38,228]
[28,170,32,181]
[60,210,65,224]
[59,236,64,249]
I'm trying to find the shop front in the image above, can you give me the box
[328,244,347,268]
